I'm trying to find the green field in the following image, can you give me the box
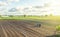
[0,16,60,26]
[0,16,60,20]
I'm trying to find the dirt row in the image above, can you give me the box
[0,20,56,37]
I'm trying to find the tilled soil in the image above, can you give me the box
[0,20,56,37]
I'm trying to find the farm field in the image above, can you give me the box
[0,16,60,37]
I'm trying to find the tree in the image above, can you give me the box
[24,15,26,17]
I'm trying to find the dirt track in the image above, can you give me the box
[0,20,55,37]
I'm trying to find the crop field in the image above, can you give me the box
[0,16,60,37]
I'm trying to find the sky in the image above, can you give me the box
[0,0,60,16]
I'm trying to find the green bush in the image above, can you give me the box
[56,25,60,31]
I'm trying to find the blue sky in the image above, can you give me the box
[0,0,60,15]
[0,0,48,15]
[0,0,48,8]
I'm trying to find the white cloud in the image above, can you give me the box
[7,0,20,2]
[0,1,8,13]
[16,6,24,10]
[0,1,8,6]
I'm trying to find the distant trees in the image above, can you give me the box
[45,15,48,17]
[9,15,13,17]
[24,15,26,17]
[45,14,53,16]
[0,15,2,17]
[50,14,53,16]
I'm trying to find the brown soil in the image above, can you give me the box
[0,20,56,37]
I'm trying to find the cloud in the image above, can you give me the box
[7,0,20,2]
[0,1,8,12]
[8,8,18,12]
[0,1,8,6]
